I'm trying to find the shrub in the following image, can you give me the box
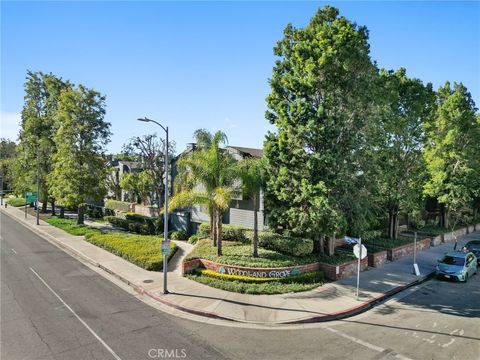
[6,197,28,207]
[85,232,177,271]
[258,232,314,257]
[125,212,162,234]
[85,205,104,219]
[222,225,247,242]
[170,230,188,240]
[105,216,156,235]
[197,223,211,238]
[104,199,131,212]
[188,235,199,244]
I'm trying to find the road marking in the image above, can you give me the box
[29,267,122,360]
[326,327,415,360]
[11,248,17,254]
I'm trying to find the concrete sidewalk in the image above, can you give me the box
[2,204,478,325]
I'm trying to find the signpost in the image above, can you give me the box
[413,231,420,276]
[353,238,367,300]
[24,191,38,219]
[162,240,170,256]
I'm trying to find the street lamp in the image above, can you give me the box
[137,117,170,294]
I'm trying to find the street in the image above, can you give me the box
[1,213,479,360]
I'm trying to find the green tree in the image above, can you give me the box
[423,82,480,230]
[15,71,71,213]
[120,171,156,204]
[170,129,237,256]
[264,6,377,255]
[238,158,265,257]
[0,138,16,196]
[374,68,435,238]
[47,85,111,224]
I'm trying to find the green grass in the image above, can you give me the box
[46,217,103,236]
[187,239,320,267]
[85,232,177,271]
[186,271,324,294]
[6,197,28,207]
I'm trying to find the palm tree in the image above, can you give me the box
[238,158,265,257]
[170,129,237,256]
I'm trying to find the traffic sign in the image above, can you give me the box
[26,191,38,203]
[353,244,367,259]
[161,241,170,255]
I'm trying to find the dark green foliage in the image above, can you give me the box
[105,216,156,235]
[85,232,177,271]
[170,230,188,240]
[188,235,199,244]
[258,232,314,257]
[197,223,210,238]
[104,199,131,212]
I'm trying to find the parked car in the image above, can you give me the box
[436,251,477,282]
[464,240,480,265]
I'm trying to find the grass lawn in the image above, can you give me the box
[85,232,177,271]
[46,217,103,236]
[186,270,324,294]
[6,197,28,207]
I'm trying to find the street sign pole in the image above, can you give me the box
[25,192,27,219]
[36,150,40,225]
[356,238,362,300]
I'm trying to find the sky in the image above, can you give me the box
[2,1,479,154]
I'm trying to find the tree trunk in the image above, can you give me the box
[212,207,217,247]
[41,200,48,213]
[217,211,223,256]
[209,207,215,245]
[445,209,449,229]
[77,205,84,225]
[388,210,398,239]
[326,234,335,256]
[252,195,258,258]
[319,235,325,255]
[51,200,56,216]
[60,207,65,218]
[394,212,399,239]
[439,204,446,228]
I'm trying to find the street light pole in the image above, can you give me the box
[36,149,40,225]
[137,117,170,294]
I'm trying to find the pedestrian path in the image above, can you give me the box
[2,205,478,326]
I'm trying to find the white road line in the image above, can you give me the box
[326,327,415,360]
[11,248,17,254]
[29,267,122,360]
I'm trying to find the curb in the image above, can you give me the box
[1,207,437,326]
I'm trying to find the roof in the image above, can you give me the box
[119,161,143,170]
[227,146,263,159]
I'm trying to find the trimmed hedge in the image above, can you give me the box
[104,199,131,212]
[258,232,314,257]
[188,235,199,244]
[46,217,103,236]
[105,214,163,235]
[85,232,177,271]
[197,268,324,284]
[126,212,163,234]
[197,223,248,242]
[170,230,188,240]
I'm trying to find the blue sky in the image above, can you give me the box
[2,1,479,154]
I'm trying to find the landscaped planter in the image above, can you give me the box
[386,237,431,261]
[182,258,320,278]
[318,257,368,281]
[367,250,388,268]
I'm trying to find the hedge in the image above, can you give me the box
[170,230,188,240]
[197,223,247,241]
[258,232,314,257]
[85,232,177,271]
[6,197,28,207]
[197,268,324,284]
[126,212,163,234]
[104,199,131,212]
[188,235,199,244]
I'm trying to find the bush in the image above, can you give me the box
[85,205,104,219]
[104,199,131,212]
[170,230,188,240]
[6,197,27,207]
[46,217,102,236]
[258,232,314,257]
[85,232,177,271]
[188,235,199,244]
[105,216,156,235]
[125,212,163,234]
[197,223,211,238]
[222,225,247,242]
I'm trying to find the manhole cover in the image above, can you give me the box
[143,279,154,283]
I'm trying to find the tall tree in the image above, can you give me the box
[423,82,480,229]
[123,134,175,207]
[238,157,265,257]
[47,85,111,224]
[170,129,237,256]
[119,171,156,204]
[0,138,16,195]
[264,6,378,254]
[374,68,435,238]
[15,71,71,213]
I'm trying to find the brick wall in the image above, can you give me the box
[368,250,388,268]
[387,238,431,261]
[131,204,159,218]
[318,257,368,281]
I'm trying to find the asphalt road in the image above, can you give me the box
[1,213,479,360]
